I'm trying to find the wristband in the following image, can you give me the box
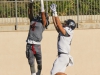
[40,0,45,12]
[52,12,58,17]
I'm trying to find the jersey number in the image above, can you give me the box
[31,22,36,31]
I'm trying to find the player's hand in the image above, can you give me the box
[29,0,34,3]
[50,3,57,13]
[50,3,58,16]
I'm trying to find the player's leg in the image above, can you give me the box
[51,54,69,75]
[26,43,36,75]
[33,44,42,75]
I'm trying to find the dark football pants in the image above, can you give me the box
[26,43,42,75]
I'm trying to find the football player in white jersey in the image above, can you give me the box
[50,3,76,75]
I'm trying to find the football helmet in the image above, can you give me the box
[64,19,76,30]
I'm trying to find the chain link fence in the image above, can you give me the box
[0,0,100,29]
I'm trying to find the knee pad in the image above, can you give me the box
[38,64,42,70]
[37,59,42,70]
[28,59,34,66]
[37,59,42,64]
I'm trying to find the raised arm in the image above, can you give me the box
[50,3,66,35]
[28,2,34,21]
[40,0,47,26]
[55,17,66,35]
[52,16,59,32]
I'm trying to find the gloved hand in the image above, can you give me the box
[29,0,34,3]
[50,3,57,16]
[50,3,57,13]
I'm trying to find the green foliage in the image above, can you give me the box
[0,0,100,18]
[79,0,100,15]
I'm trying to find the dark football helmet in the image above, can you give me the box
[64,19,76,30]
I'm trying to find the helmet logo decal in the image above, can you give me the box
[69,22,75,26]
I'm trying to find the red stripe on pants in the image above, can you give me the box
[32,45,36,54]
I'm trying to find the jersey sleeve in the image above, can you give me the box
[64,27,73,36]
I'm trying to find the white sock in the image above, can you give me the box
[31,73,36,75]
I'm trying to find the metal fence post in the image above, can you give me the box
[15,0,18,30]
[46,0,48,13]
[77,0,79,28]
